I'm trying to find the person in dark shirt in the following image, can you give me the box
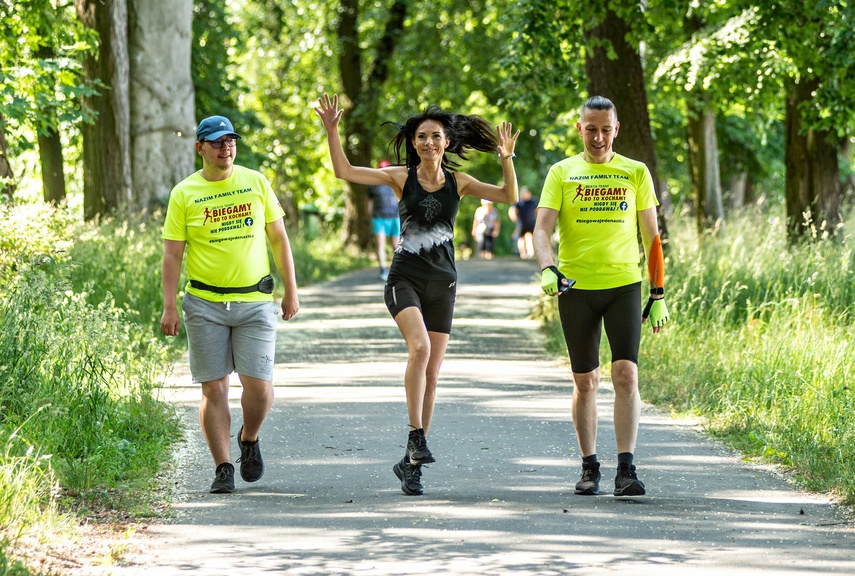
[368,159,400,280]
[316,93,519,496]
[509,186,538,259]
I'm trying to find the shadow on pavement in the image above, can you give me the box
[128,258,853,576]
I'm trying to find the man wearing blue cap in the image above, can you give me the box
[160,115,300,494]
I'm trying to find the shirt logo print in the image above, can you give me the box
[419,195,441,221]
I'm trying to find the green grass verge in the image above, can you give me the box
[0,201,367,574]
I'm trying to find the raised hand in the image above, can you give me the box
[496,121,521,159]
[314,93,343,131]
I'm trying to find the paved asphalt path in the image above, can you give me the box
[115,258,854,575]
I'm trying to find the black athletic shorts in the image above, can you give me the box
[557,282,642,374]
[384,273,457,334]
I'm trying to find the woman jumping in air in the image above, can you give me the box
[315,93,519,495]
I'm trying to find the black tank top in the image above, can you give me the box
[390,166,459,282]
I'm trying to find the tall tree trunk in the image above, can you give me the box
[0,114,15,200]
[785,76,841,241]
[75,0,132,220]
[743,176,755,207]
[33,43,67,205]
[841,138,855,200]
[337,0,370,249]
[728,172,748,209]
[38,127,66,204]
[584,2,668,239]
[687,105,724,235]
[337,0,408,250]
[128,0,195,212]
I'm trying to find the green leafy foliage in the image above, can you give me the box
[0,428,58,567]
[226,0,336,208]
[0,0,101,139]
[223,0,546,218]
[0,259,178,493]
[0,202,76,290]
[645,212,855,503]
[498,0,585,118]
[651,1,855,153]
[0,202,180,571]
[288,231,371,285]
[192,0,263,171]
[65,213,178,348]
[3,0,854,240]
[0,548,44,576]
[495,0,587,188]
[754,0,855,136]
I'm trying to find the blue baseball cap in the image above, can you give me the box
[196,115,241,142]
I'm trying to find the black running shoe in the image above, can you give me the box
[407,428,435,464]
[574,462,601,495]
[210,463,235,494]
[393,457,423,496]
[236,425,264,482]
[614,463,646,496]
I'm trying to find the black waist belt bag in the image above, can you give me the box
[190,274,274,295]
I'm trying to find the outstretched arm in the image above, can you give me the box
[457,121,521,204]
[314,93,402,191]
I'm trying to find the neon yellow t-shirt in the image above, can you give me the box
[162,165,285,302]
[539,153,658,290]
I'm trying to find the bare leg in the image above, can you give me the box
[237,374,274,442]
[523,232,534,260]
[611,360,640,454]
[421,331,450,436]
[394,307,432,428]
[200,376,231,465]
[517,235,527,258]
[375,233,388,270]
[571,369,600,457]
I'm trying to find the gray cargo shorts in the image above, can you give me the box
[182,293,279,383]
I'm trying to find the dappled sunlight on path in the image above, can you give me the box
[119,258,853,576]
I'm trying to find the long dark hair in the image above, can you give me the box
[383,105,498,170]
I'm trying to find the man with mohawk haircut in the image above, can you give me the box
[533,95,669,497]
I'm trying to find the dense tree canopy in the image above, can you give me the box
[0,0,100,200]
[652,1,855,237]
[2,0,854,245]
[1,1,100,136]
